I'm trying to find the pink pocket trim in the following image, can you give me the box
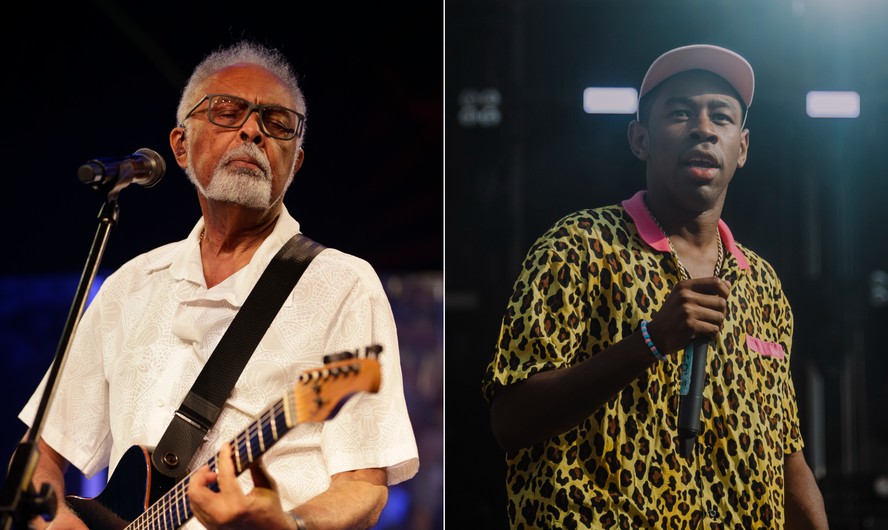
[746,335,785,359]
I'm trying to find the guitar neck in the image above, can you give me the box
[128,396,294,529]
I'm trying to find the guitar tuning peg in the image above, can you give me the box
[323,350,355,364]
[323,344,383,364]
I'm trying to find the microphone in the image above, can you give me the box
[78,148,166,194]
[677,336,709,458]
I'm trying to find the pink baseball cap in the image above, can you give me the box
[637,44,755,117]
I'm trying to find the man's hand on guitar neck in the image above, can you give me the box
[188,443,390,530]
[189,443,295,530]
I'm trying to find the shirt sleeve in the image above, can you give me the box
[481,221,593,405]
[317,260,420,485]
[18,290,113,478]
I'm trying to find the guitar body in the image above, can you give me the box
[65,445,176,530]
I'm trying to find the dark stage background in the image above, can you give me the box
[0,2,442,529]
[446,1,888,529]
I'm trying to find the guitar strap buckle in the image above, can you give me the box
[178,392,221,433]
[152,390,221,478]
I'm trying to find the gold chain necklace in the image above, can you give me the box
[644,202,724,280]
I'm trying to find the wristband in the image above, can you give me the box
[290,513,308,530]
[640,320,667,361]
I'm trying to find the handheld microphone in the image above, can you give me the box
[677,336,709,458]
[78,148,166,194]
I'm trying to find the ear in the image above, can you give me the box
[170,127,188,167]
[736,128,750,169]
[283,147,305,190]
[292,146,305,176]
[627,120,649,161]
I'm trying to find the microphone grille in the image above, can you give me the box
[134,147,166,187]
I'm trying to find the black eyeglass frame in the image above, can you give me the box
[180,93,305,140]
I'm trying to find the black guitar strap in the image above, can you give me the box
[151,232,326,479]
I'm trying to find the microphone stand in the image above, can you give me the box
[0,196,120,530]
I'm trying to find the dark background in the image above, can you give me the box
[3,0,442,276]
[0,1,443,529]
[446,0,888,528]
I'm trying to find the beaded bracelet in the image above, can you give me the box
[640,320,667,361]
[290,513,308,530]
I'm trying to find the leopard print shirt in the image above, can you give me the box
[482,191,804,529]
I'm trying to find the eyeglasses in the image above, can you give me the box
[181,94,305,140]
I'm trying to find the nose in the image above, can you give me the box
[238,109,265,145]
[689,113,718,144]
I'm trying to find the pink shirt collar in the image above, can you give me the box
[621,190,749,270]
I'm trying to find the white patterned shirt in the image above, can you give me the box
[20,206,419,528]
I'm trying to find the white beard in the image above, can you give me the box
[186,143,275,209]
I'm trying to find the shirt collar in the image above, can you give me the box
[621,190,749,270]
[158,205,303,292]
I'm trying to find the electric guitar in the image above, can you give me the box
[63,345,383,530]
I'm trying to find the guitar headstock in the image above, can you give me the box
[292,344,383,423]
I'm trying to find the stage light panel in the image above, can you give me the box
[806,91,860,118]
[583,87,638,114]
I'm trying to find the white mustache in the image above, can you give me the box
[218,144,272,177]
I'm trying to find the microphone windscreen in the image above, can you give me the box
[134,147,166,187]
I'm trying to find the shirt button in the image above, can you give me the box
[156,399,164,407]
[708,509,718,518]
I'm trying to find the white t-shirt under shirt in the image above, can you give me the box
[19,206,419,528]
